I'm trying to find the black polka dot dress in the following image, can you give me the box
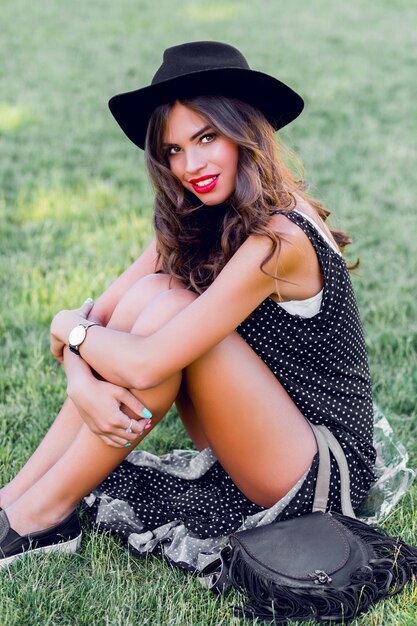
[84,209,377,573]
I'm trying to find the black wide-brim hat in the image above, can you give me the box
[109,41,304,150]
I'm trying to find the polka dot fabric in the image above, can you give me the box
[237,210,377,515]
[84,209,377,572]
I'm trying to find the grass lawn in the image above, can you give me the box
[1,0,416,624]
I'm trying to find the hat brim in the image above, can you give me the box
[108,68,304,150]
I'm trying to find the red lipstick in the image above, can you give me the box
[189,174,219,194]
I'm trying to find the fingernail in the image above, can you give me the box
[141,408,152,419]
[144,422,152,430]
[124,443,132,447]
[85,297,94,304]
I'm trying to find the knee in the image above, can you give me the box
[132,287,197,336]
[120,273,183,309]
[108,273,186,330]
[134,272,185,293]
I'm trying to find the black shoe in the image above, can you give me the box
[0,509,82,568]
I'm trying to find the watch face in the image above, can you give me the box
[69,325,87,347]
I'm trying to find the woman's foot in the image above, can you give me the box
[0,509,82,569]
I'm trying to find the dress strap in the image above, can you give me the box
[272,209,342,257]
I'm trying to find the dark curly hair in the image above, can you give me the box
[145,95,354,294]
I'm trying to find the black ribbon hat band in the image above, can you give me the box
[109,41,304,150]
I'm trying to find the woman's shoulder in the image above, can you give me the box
[262,199,325,300]
[266,202,314,259]
[287,194,340,250]
[268,194,316,230]
[267,209,304,240]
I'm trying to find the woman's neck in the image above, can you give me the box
[182,190,230,252]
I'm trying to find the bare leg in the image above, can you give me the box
[0,399,84,509]
[131,283,318,507]
[0,274,190,510]
[183,333,318,508]
[175,379,209,451]
[5,274,318,535]
[5,281,197,535]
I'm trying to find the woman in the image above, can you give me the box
[0,41,376,571]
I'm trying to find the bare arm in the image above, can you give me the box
[51,216,319,389]
[48,237,159,447]
[51,228,304,389]
[63,344,150,446]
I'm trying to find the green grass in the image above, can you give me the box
[1,0,416,624]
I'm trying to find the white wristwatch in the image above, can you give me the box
[68,323,100,355]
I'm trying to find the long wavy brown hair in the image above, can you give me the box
[145,95,355,294]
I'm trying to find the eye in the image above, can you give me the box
[167,145,182,156]
[200,133,217,144]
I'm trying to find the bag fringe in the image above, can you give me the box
[229,513,417,624]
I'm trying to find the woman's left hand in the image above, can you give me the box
[50,299,95,362]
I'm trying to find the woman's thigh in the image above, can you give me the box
[183,332,318,508]
[108,276,317,505]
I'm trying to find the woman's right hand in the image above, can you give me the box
[67,376,152,448]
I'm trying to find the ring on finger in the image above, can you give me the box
[126,418,134,434]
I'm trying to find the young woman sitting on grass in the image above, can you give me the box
[0,41,377,570]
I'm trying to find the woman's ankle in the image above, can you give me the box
[0,475,45,509]
[0,486,15,510]
[5,499,76,536]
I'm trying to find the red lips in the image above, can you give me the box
[189,174,219,194]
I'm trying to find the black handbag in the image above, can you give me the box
[201,424,417,624]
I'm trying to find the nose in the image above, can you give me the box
[184,147,207,176]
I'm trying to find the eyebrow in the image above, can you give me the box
[163,125,212,147]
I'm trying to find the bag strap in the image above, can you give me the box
[199,545,233,594]
[200,422,356,593]
[310,423,356,518]
[309,423,330,513]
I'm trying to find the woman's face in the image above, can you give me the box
[163,103,239,205]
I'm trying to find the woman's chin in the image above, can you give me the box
[196,192,231,206]
[185,186,233,207]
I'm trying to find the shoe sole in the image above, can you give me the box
[0,531,82,569]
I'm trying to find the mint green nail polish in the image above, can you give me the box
[124,443,131,447]
[141,408,152,419]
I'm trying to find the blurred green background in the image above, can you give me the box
[1,1,416,624]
